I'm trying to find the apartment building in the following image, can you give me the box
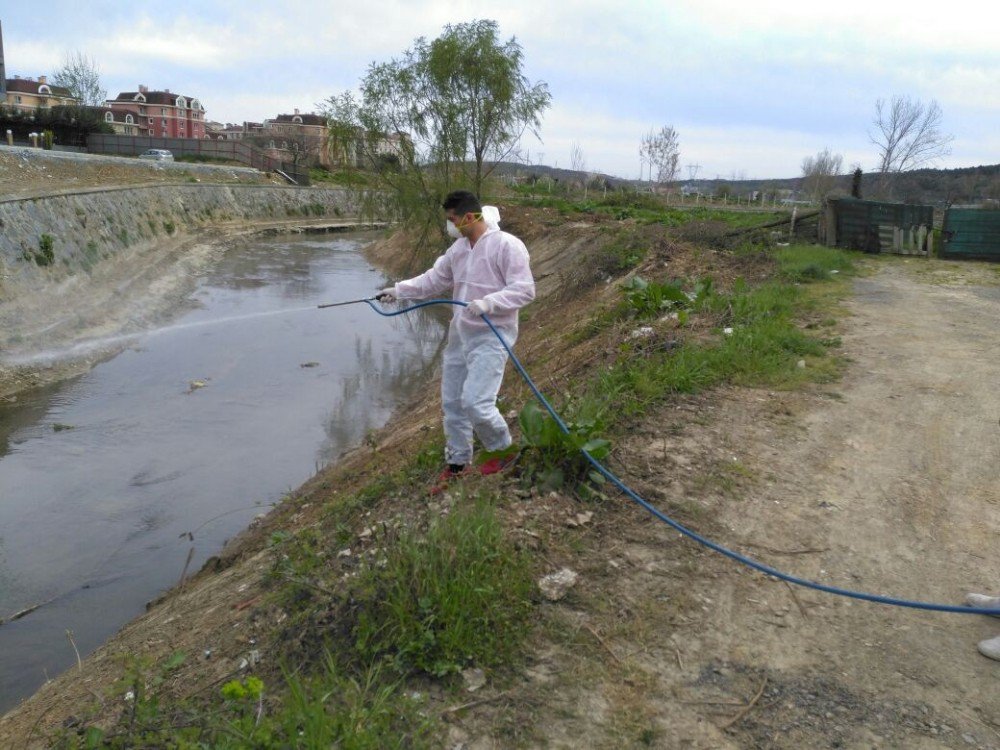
[106,85,206,139]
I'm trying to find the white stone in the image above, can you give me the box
[538,568,579,601]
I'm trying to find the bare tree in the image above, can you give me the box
[870,96,953,197]
[640,126,680,186]
[801,147,844,203]
[570,141,586,173]
[569,142,588,196]
[639,139,651,181]
[51,51,106,107]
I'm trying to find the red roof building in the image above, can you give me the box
[106,85,206,139]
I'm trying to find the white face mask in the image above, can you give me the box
[446,220,463,239]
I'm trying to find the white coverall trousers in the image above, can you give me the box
[441,325,516,466]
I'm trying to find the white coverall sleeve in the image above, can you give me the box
[481,237,535,314]
[394,251,454,300]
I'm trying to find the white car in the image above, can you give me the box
[139,149,174,162]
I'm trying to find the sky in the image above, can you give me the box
[2,1,998,180]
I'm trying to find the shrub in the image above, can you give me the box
[30,234,56,266]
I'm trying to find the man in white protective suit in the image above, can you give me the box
[377,190,535,493]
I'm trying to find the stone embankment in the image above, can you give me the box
[0,183,382,396]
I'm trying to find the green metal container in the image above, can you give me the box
[941,209,1000,261]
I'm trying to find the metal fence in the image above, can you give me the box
[941,209,1000,261]
[824,198,934,255]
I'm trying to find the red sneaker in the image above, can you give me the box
[478,452,519,476]
[429,465,467,496]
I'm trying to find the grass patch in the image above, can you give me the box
[310,167,374,187]
[350,497,534,677]
[56,652,434,749]
[774,243,855,282]
[510,193,789,229]
[591,273,842,420]
[174,154,242,166]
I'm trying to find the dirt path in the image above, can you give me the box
[501,260,1000,749]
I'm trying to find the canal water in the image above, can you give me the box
[0,232,445,714]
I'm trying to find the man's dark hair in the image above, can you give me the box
[442,190,482,216]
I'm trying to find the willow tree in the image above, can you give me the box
[427,20,551,194]
[321,19,550,245]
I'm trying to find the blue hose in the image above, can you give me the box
[362,298,1000,617]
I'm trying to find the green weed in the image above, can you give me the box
[350,498,533,677]
[624,275,712,320]
[517,400,610,492]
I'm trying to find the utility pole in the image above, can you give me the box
[686,163,701,181]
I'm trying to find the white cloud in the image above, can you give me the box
[3,2,997,178]
[4,41,62,77]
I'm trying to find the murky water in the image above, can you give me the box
[0,233,445,714]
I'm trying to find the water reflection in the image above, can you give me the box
[0,233,445,714]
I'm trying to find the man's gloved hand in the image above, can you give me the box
[376,287,396,302]
[466,299,491,317]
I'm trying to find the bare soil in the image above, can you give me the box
[0,148,280,200]
[1,206,999,748]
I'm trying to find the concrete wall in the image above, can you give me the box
[0,184,363,296]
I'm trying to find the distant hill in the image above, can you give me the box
[490,161,1000,207]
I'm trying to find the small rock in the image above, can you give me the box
[962,734,976,745]
[796,360,807,369]
[461,667,486,692]
[723,327,734,336]
[186,379,208,393]
[566,511,593,528]
[300,361,320,368]
[538,568,578,601]
[629,326,655,340]
[337,548,352,558]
